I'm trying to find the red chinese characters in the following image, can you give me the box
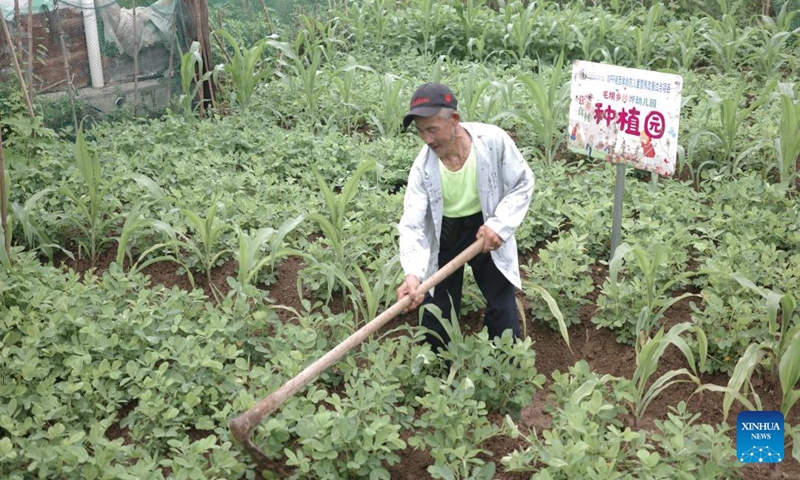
[593,102,665,139]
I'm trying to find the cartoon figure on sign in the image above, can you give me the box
[640,132,656,158]
[570,123,579,141]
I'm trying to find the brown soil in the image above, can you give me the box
[54,247,800,479]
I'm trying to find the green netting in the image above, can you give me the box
[2,0,55,20]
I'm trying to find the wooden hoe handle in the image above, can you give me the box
[229,238,485,471]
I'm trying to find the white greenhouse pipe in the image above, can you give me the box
[81,0,103,87]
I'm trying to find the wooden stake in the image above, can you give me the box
[26,0,33,99]
[193,0,206,117]
[1,12,34,119]
[13,0,22,65]
[51,2,78,132]
[259,0,273,34]
[166,11,177,106]
[133,0,140,115]
[0,113,9,261]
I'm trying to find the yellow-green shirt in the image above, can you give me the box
[439,147,481,217]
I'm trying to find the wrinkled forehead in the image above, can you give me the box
[413,110,455,129]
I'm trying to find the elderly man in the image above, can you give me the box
[396,82,535,351]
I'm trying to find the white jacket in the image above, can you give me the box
[398,122,535,289]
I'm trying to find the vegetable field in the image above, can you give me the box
[1,0,800,478]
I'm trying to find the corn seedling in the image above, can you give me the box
[599,244,699,346]
[621,3,663,69]
[330,56,375,132]
[702,10,753,74]
[701,82,775,173]
[454,0,486,49]
[267,39,325,120]
[512,52,570,165]
[411,0,438,55]
[368,74,405,138]
[365,0,395,45]
[569,17,611,64]
[58,122,123,266]
[130,218,196,288]
[308,160,376,267]
[10,187,61,262]
[772,83,800,186]
[217,30,273,112]
[297,14,344,63]
[234,215,304,289]
[625,244,699,350]
[504,1,542,61]
[114,173,169,269]
[179,41,222,119]
[747,19,797,81]
[459,65,491,122]
[182,199,232,299]
[672,18,707,71]
[631,322,708,428]
[698,273,800,420]
[521,278,570,350]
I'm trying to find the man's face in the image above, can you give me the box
[413,112,457,158]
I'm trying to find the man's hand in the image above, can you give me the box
[477,225,502,253]
[397,274,424,312]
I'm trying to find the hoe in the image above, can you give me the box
[228,238,485,473]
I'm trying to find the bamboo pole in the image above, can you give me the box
[51,1,78,132]
[13,0,22,63]
[26,0,33,99]
[166,10,177,107]
[194,0,215,114]
[258,0,273,34]
[0,113,9,261]
[1,11,34,119]
[132,0,139,116]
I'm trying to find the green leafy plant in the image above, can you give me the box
[502,360,639,477]
[771,83,800,186]
[178,41,222,119]
[503,0,542,61]
[266,38,326,121]
[631,322,707,428]
[422,304,546,415]
[593,243,698,345]
[234,215,304,289]
[57,123,121,266]
[521,231,594,329]
[512,52,570,166]
[368,73,406,138]
[181,199,232,297]
[338,253,403,327]
[409,369,500,480]
[702,8,753,74]
[113,173,169,269]
[625,3,664,68]
[217,30,273,112]
[698,82,775,174]
[698,273,800,420]
[307,160,377,268]
[458,65,491,122]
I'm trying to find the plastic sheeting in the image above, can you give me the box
[96,0,175,56]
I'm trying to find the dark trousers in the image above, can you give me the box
[421,212,520,352]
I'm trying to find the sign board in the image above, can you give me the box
[567,61,683,176]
